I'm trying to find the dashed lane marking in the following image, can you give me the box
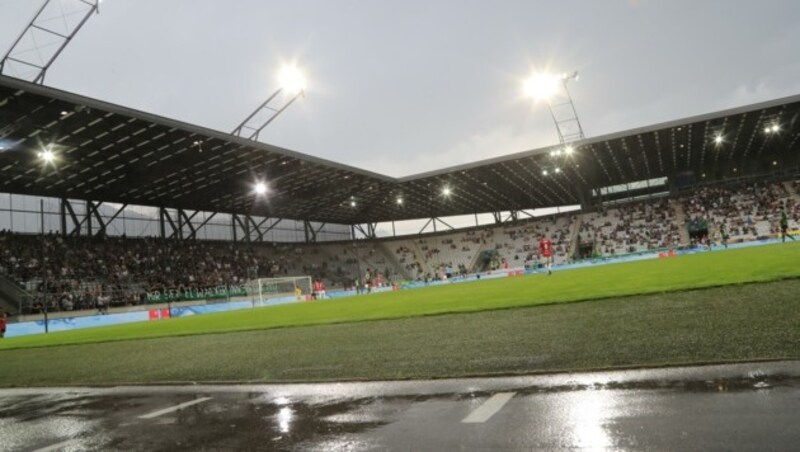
[461,392,515,423]
[138,396,213,419]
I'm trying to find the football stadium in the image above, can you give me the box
[1,1,800,450]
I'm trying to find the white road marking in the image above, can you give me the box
[138,396,213,419]
[33,439,78,452]
[461,392,515,423]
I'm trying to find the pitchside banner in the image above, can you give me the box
[146,284,247,303]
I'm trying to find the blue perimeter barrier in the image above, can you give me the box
[5,237,785,338]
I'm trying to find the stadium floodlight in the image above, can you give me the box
[554,167,561,173]
[564,145,574,155]
[396,197,404,205]
[253,182,268,195]
[350,200,357,207]
[524,73,561,101]
[714,135,723,145]
[771,124,780,133]
[542,169,548,176]
[524,69,585,159]
[38,147,55,163]
[442,187,452,197]
[278,65,307,95]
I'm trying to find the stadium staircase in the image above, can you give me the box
[468,237,494,273]
[0,273,30,315]
[784,181,800,199]
[569,214,583,258]
[374,242,411,280]
[670,199,691,244]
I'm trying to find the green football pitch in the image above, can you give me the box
[1,242,799,386]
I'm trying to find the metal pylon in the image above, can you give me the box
[546,70,586,146]
[0,0,100,84]
[232,89,304,141]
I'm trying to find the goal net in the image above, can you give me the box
[248,276,313,305]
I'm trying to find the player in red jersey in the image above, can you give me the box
[313,280,325,300]
[0,311,7,338]
[538,235,554,275]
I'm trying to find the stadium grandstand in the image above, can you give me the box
[1,73,800,318]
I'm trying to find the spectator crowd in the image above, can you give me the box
[1,179,798,316]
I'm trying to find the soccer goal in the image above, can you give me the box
[248,276,313,305]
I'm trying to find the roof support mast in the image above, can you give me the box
[546,70,586,146]
[231,88,304,140]
[232,66,307,141]
[0,0,100,84]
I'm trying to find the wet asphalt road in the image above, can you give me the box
[1,361,799,451]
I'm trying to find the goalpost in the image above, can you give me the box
[248,276,313,305]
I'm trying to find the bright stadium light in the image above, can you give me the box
[714,134,723,145]
[555,167,561,173]
[564,145,574,155]
[350,200,357,207]
[771,124,780,133]
[396,197,404,205]
[542,169,548,176]
[38,147,55,163]
[278,65,307,95]
[442,186,452,197]
[524,73,561,101]
[254,181,268,195]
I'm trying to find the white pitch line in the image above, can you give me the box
[138,396,213,419]
[33,439,78,452]
[462,392,515,423]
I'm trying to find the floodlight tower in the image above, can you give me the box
[0,0,100,84]
[525,70,586,147]
[232,66,306,141]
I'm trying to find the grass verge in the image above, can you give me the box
[0,278,798,386]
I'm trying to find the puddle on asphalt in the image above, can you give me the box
[0,373,796,451]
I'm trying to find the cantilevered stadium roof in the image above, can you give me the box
[1,74,799,224]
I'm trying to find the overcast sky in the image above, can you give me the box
[1,0,799,178]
